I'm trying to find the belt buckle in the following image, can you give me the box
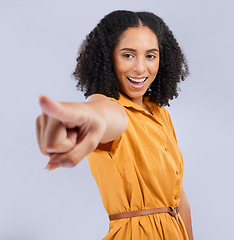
[169,207,177,217]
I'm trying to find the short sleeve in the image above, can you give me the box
[95,96,128,159]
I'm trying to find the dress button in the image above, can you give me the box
[174,195,178,200]
[165,147,169,151]
[176,170,179,175]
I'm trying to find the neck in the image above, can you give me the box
[130,97,144,107]
[130,96,152,115]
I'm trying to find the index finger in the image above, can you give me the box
[39,95,85,126]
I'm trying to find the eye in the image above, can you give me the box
[146,54,157,59]
[123,53,134,59]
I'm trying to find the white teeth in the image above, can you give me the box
[128,77,147,82]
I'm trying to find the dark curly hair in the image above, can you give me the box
[73,10,189,106]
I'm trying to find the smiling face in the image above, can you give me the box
[113,26,160,106]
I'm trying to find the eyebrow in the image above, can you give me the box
[120,48,159,52]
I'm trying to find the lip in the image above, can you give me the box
[127,77,147,89]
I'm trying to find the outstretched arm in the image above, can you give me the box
[36,94,128,171]
[179,186,194,240]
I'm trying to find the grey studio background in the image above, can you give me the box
[0,0,233,239]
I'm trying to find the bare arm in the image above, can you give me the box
[36,94,128,171]
[179,186,194,240]
[85,94,128,143]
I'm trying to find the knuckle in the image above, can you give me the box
[36,113,48,126]
[44,142,57,153]
[38,143,49,156]
[88,136,99,152]
[64,153,79,167]
[36,116,40,126]
[36,115,43,128]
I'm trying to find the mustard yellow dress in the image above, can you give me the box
[87,93,189,240]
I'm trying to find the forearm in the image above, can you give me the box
[179,186,194,240]
[37,94,128,170]
[86,94,128,143]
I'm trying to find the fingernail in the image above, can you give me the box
[44,162,61,172]
[44,164,51,172]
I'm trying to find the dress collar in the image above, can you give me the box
[118,93,159,117]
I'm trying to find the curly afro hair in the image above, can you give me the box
[73,10,189,106]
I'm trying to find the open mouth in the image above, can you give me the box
[127,77,147,88]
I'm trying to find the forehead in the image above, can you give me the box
[116,26,159,49]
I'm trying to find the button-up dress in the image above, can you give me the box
[87,93,189,240]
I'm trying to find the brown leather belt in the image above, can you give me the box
[109,206,181,230]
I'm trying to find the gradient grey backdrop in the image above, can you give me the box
[0,0,233,239]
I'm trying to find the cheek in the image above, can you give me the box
[115,61,129,76]
[151,60,160,74]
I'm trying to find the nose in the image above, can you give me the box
[134,57,147,74]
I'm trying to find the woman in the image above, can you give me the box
[36,10,193,239]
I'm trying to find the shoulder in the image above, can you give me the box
[158,106,171,120]
[86,94,125,112]
[156,106,175,131]
[87,93,113,102]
